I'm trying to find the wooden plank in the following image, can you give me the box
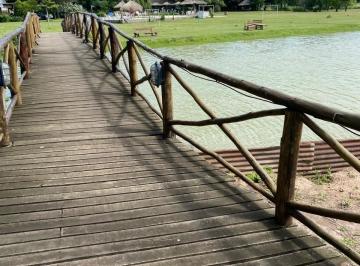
[0,32,346,265]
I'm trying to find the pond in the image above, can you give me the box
[133,32,360,150]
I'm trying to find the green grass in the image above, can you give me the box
[0,19,62,38]
[40,19,63,33]
[117,10,360,47]
[310,168,333,185]
[1,11,360,47]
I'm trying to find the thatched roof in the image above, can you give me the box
[180,0,207,5]
[238,0,250,6]
[114,0,126,9]
[150,0,206,6]
[121,0,144,12]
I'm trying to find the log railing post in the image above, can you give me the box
[84,15,89,43]
[25,22,32,59]
[127,40,137,96]
[71,14,75,34]
[109,27,119,73]
[0,87,11,146]
[161,62,174,138]
[29,16,35,46]
[275,110,303,225]
[75,13,79,36]
[78,13,84,39]
[8,45,22,105]
[20,32,30,79]
[99,22,105,59]
[91,16,97,49]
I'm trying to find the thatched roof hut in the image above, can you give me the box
[180,0,207,5]
[121,0,144,13]
[114,0,126,9]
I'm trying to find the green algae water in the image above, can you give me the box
[133,32,360,150]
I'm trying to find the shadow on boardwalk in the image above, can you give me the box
[0,33,346,265]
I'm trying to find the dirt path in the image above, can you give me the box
[295,168,360,254]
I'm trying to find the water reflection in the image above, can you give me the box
[137,32,360,149]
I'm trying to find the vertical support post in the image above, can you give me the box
[161,62,174,139]
[75,13,79,36]
[99,22,105,59]
[26,22,32,60]
[275,110,303,226]
[71,14,76,34]
[84,15,89,43]
[8,45,22,105]
[79,13,83,38]
[29,16,35,46]
[91,16,97,49]
[20,32,30,79]
[109,27,119,73]
[0,87,11,146]
[127,40,137,97]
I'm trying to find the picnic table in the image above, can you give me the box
[133,27,157,37]
[244,20,266,31]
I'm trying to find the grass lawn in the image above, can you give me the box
[117,10,360,47]
[1,11,360,47]
[0,19,63,38]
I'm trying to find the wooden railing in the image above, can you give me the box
[0,13,40,146]
[65,12,360,263]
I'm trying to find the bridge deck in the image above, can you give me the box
[0,33,345,265]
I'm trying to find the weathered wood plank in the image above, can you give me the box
[0,32,345,265]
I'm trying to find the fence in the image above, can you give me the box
[203,139,360,176]
[0,13,40,146]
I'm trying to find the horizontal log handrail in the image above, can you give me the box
[169,108,286,126]
[288,201,360,223]
[66,12,360,264]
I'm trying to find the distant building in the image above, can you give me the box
[0,0,13,13]
[238,0,251,10]
[150,0,207,10]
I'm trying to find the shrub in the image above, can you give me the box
[59,3,84,15]
[311,168,332,185]
[292,6,307,11]
[0,14,10,22]
[246,171,261,183]
[0,14,23,23]
[160,14,165,21]
[9,16,23,22]
[97,12,106,17]
[245,166,273,183]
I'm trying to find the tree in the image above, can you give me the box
[341,0,355,10]
[38,0,59,21]
[14,0,37,17]
[137,0,152,10]
[206,0,226,11]
[250,0,265,10]
[330,0,340,10]
[58,2,84,14]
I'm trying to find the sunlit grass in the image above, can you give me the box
[0,19,63,38]
[117,10,360,47]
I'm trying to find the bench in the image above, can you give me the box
[244,20,266,31]
[133,28,157,37]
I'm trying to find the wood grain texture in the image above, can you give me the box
[0,32,346,265]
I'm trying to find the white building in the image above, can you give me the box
[0,0,13,13]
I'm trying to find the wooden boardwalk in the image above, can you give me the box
[0,33,346,265]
